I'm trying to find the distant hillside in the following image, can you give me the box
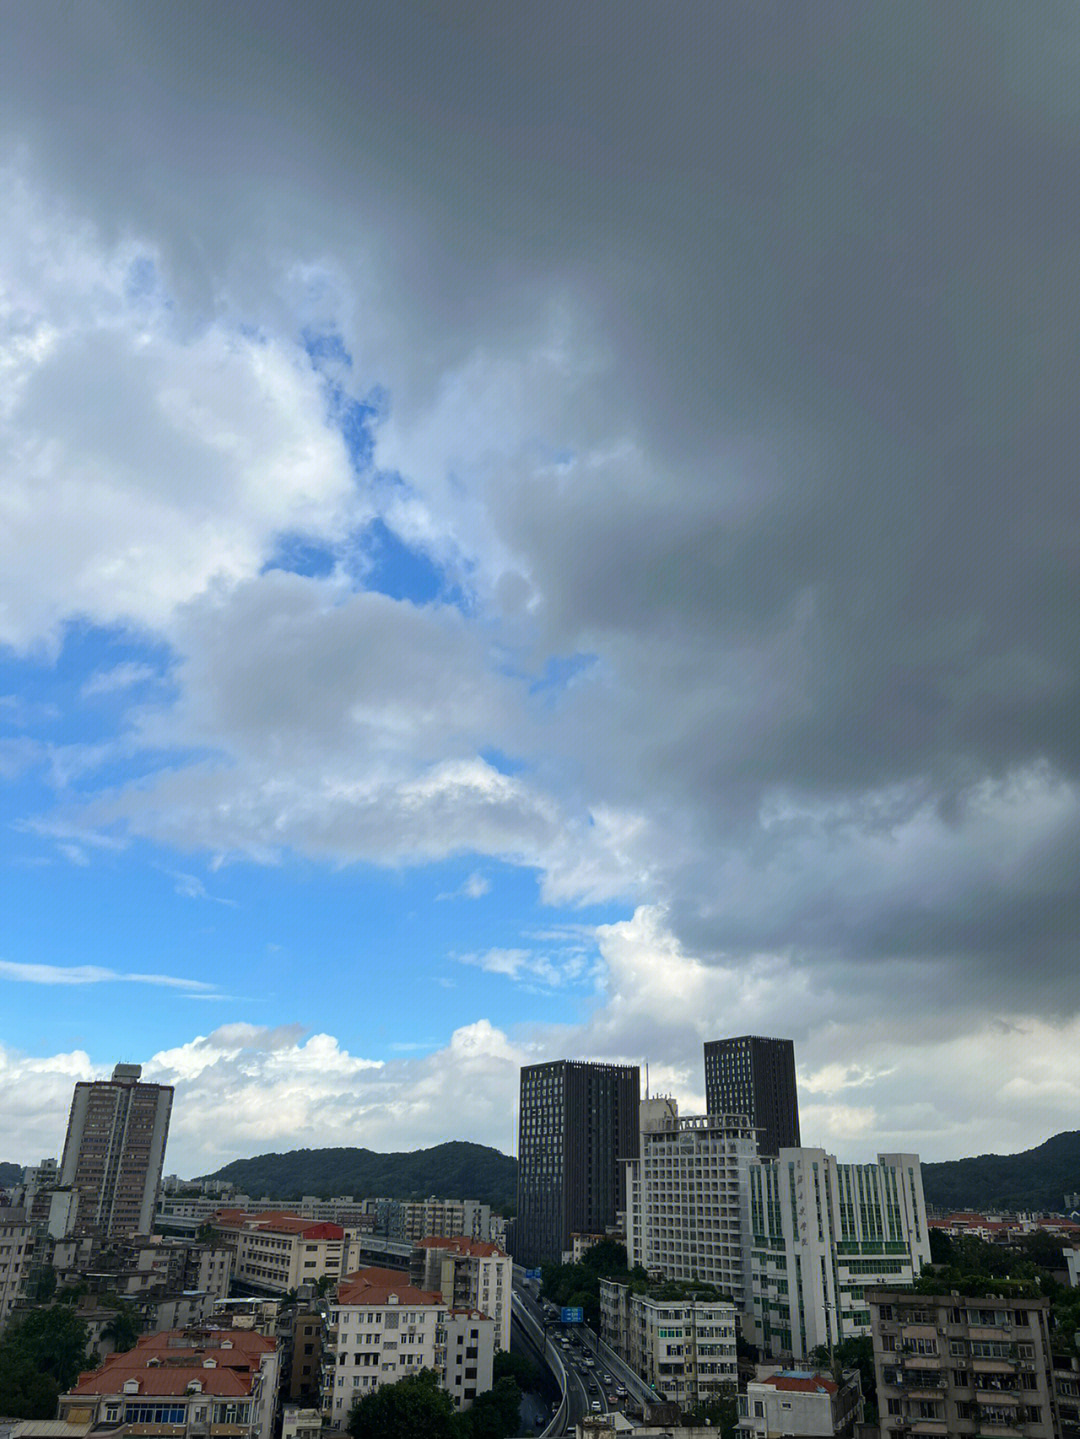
[196,1141,518,1209]
[922,1131,1080,1213]
[0,1161,22,1188]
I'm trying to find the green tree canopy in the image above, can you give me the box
[346,1368,461,1439]
[465,1376,522,1439]
[0,1306,89,1418]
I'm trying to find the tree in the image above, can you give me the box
[31,1266,58,1301]
[493,1349,541,1391]
[465,1376,522,1439]
[579,1239,627,1274]
[682,1387,739,1437]
[346,1368,461,1439]
[0,1306,89,1418]
[101,1307,142,1353]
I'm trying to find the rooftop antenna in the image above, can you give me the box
[644,1060,649,1100]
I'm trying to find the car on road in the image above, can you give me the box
[590,1401,602,1412]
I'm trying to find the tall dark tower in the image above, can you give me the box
[516,1060,640,1267]
[703,1035,799,1156]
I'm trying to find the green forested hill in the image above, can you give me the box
[195,1140,518,1209]
[0,1161,22,1188]
[922,1131,1080,1213]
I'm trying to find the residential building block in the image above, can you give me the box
[60,1064,173,1239]
[736,1366,863,1437]
[600,1277,738,1407]
[415,1235,511,1351]
[58,1327,281,1439]
[869,1286,1055,1439]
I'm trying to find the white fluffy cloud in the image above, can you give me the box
[0,166,359,653]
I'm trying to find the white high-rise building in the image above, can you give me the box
[624,1097,757,1309]
[746,1149,930,1360]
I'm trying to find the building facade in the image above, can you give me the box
[322,1267,495,1419]
[60,1064,173,1238]
[703,1037,800,1157]
[213,1211,348,1294]
[517,1060,640,1267]
[600,1278,738,1407]
[869,1287,1056,1439]
[0,1206,32,1329]
[59,1328,281,1439]
[736,1367,863,1437]
[747,1149,930,1359]
[415,1236,511,1351]
[624,1097,757,1309]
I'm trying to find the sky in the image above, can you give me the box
[0,3,1078,1179]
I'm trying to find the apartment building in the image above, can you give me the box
[393,1198,492,1242]
[517,1060,640,1267]
[415,1236,511,1351]
[747,1149,930,1359]
[1054,1352,1080,1439]
[60,1064,173,1238]
[704,1037,800,1157]
[285,1307,323,1402]
[58,1328,281,1439]
[868,1286,1055,1439]
[0,1206,32,1329]
[323,1267,445,1421]
[213,1211,347,1294]
[600,1278,738,1407]
[443,1307,496,1410]
[625,1097,757,1309]
[736,1367,863,1437]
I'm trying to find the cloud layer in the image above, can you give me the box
[0,4,1077,1164]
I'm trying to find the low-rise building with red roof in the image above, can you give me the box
[57,1327,280,1439]
[322,1267,495,1421]
[212,1211,347,1295]
[737,1366,863,1437]
[415,1235,511,1351]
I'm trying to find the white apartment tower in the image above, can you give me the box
[747,1148,930,1360]
[60,1064,173,1238]
[600,1278,739,1407]
[625,1097,757,1308]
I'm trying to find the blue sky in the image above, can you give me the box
[1,4,1078,1176]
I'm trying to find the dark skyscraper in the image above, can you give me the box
[703,1035,800,1156]
[516,1059,640,1268]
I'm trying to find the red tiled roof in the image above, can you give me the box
[337,1268,443,1307]
[418,1236,505,1257]
[69,1329,274,1399]
[759,1373,838,1395]
[72,1366,253,1398]
[213,1209,343,1239]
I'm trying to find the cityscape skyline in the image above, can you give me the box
[2,6,1078,1178]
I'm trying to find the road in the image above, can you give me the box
[511,1280,626,1435]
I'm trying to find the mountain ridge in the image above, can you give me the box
[194,1140,517,1209]
[920,1130,1080,1213]
[186,1130,1080,1216]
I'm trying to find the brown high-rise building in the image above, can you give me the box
[59,1064,173,1238]
[703,1035,800,1156]
[516,1060,640,1268]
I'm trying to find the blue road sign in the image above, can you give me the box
[560,1307,584,1323]
[525,1268,543,1279]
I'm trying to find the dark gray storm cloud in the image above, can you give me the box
[2,2,1078,1013]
